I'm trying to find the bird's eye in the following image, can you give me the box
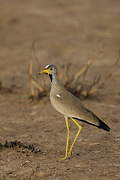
[50,68,53,71]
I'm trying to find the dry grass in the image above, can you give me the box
[28,49,120,100]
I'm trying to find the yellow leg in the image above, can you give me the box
[68,118,82,158]
[60,116,70,160]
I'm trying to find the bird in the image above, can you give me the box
[39,64,110,160]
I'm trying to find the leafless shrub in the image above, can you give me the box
[28,45,120,100]
[28,53,120,99]
[28,61,48,100]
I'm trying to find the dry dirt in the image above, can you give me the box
[0,0,120,179]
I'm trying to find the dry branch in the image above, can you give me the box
[28,61,48,100]
[71,58,95,88]
[28,61,35,97]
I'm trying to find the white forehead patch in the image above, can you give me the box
[44,64,52,69]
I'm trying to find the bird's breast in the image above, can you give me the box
[50,92,80,117]
[50,93,67,115]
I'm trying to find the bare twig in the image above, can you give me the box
[28,61,35,97]
[71,59,95,88]
[31,79,44,92]
[63,63,72,83]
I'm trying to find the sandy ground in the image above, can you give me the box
[0,0,120,179]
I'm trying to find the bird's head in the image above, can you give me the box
[39,64,57,81]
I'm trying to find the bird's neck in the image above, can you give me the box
[49,73,57,83]
[49,74,53,82]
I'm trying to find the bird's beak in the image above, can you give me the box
[38,69,49,75]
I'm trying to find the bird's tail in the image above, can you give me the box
[73,116,111,132]
[98,119,111,131]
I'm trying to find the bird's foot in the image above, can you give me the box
[59,153,73,160]
[67,151,73,158]
[59,154,69,160]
